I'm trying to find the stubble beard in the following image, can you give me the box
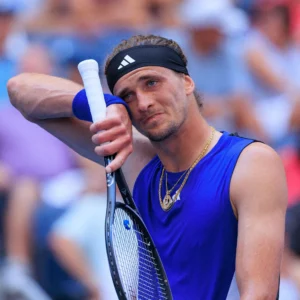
[135,111,186,142]
[146,121,179,142]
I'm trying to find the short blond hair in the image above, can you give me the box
[105,34,203,108]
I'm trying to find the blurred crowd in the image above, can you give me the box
[0,0,300,299]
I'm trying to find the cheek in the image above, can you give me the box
[127,104,138,121]
[169,88,185,106]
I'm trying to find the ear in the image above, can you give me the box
[184,75,195,96]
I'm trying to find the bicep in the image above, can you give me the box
[231,143,287,298]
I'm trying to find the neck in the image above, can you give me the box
[151,107,220,172]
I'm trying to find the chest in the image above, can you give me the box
[136,170,232,251]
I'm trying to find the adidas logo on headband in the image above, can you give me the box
[107,45,189,92]
[118,55,135,70]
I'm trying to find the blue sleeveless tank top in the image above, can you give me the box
[133,132,255,300]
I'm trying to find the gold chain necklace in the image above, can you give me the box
[159,127,216,211]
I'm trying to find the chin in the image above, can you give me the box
[145,126,178,142]
[135,118,182,142]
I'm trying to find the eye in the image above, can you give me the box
[147,80,157,87]
[123,92,134,102]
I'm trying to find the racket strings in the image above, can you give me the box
[112,208,169,300]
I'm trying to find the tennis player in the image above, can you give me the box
[8,35,287,299]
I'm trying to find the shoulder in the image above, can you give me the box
[218,132,255,154]
[235,142,283,171]
[232,142,285,187]
[230,142,287,214]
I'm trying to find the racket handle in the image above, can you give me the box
[78,59,114,170]
[78,59,106,122]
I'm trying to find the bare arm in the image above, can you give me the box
[7,73,100,160]
[7,73,154,191]
[245,48,286,93]
[231,143,287,299]
[245,47,300,104]
[49,234,101,300]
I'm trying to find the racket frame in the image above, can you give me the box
[78,59,172,300]
[104,164,172,299]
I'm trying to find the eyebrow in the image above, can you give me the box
[116,74,160,98]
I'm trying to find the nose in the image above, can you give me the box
[136,90,155,112]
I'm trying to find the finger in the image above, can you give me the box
[91,124,128,145]
[94,135,132,158]
[105,148,133,173]
[90,117,123,134]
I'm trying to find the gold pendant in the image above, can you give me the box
[162,194,173,211]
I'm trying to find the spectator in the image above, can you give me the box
[23,0,149,34]
[145,0,183,29]
[0,44,77,299]
[179,1,265,139]
[21,0,151,75]
[244,1,300,145]
[31,165,91,300]
[50,159,118,300]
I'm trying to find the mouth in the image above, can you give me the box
[142,113,163,125]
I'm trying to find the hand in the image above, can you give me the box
[90,104,133,172]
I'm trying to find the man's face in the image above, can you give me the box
[114,66,189,142]
[191,27,223,53]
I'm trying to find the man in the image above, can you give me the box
[8,34,287,299]
[0,44,76,300]
[181,1,265,141]
[244,1,300,145]
[50,159,119,300]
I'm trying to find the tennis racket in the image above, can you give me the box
[78,59,173,300]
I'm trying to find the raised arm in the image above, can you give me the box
[231,143,287,299]
[7,73,154,191]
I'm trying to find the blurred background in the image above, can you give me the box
[0,0,300,299]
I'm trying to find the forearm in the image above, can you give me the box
[50,234,97,290]
[7,73,82,120]
[240,288,278,300]
[7,73,151,174]
[245,49,285,93]
[238,270,280,299]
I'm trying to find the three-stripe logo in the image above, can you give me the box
[118,55,135,70]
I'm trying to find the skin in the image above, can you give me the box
[111,67,220,172]
[50,235,101,300]
[8,66,287,299]
[49,157,107,300]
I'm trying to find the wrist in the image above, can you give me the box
[72,89,131,122]
[106,102,128,115]
[107,104,133,131]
